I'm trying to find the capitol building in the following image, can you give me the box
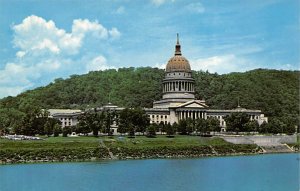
[49,35,268,131]
[145,35,268,131]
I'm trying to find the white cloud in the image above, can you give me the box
[190,54,257,74]
[185,2,205,14]
[151,0,175,6]
[0,86,28,98]
[16,51,26,58]
[109,28,121,39]
[154,62,166,69]
[0,15,121,98]
[114,6,125,14]
[12,15,119,56]
[33,38,60,54]
[72,19,109,39]
[86,55,116,72]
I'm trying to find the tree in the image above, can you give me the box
[118,108,131,135]
[44,120,53,137]
[268,118,286,134]
[132,108,150,135]
[76,113,91,135]
[195,118,208,135]
[172,122,178,134]
[118,108,150,136]
[146,124,157,138]
[104,111,114,136]
[224,113,250,134]
[178,120,188,135]
[186,118,194,135]
[62,126,73,137]
[165,123,174,137]
[244,121,259,133]
[128,124,135,137]
[158,121,165,135]
[207,117,221,134]
[91,112,105,136]
[258,121,270,134]
[53,124,62,137]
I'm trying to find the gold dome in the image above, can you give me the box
[166,55,191,72]
[165,34,191,73]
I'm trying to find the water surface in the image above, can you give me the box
[0,153,298,191]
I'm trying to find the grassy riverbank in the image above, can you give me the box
[0,135,261,164]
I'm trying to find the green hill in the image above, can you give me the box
[0,67,299,127]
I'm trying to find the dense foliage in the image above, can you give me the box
[0,67,299,134]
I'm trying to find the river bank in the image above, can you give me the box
[0,136,297,165]
[0,144,262,165]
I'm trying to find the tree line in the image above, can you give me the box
[0,102,297,136]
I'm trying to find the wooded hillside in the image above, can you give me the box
[0,68,299,122]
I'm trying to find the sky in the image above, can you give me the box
[0,0,299,98]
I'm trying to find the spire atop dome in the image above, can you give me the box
[175,33,181,56]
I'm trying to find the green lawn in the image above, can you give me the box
[0,135,230,150]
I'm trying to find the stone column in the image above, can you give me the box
[167,83,169,92]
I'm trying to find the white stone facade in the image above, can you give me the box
[48,109,82,128]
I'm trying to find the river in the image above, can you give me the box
[0,153,298,191]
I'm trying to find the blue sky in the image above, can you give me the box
[0,0,299,98]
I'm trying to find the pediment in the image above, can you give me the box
[184,102,205,108]
[176,100,209,108]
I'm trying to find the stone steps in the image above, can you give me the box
[260,144,294,153]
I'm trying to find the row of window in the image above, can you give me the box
[150,115,168,119]
[60,118,72,121]
[64,122,72,126]
[167,73,191,77]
